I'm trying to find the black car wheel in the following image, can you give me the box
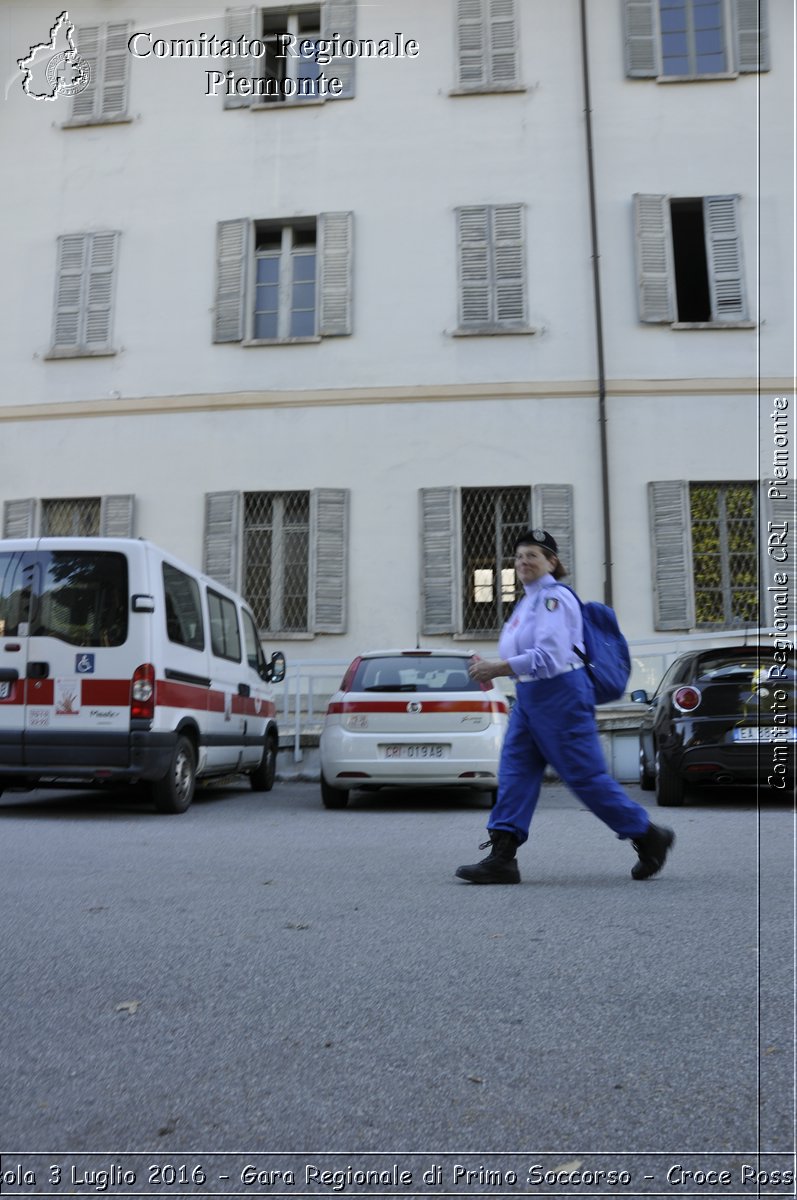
[656,753,685,807]
[639,743,655,791]
[152,735,196,814]
[321,775,349,809]
[250,730,278,792]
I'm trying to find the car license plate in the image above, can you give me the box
[383,744,445,759]
[0,682,10,700]
[733,726,797,742]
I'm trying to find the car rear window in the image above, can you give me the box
[693,653,796,683]
[348,656,480,693]
[32,551,128,647]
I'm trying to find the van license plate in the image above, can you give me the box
[0,682,10,699]
[384,744,445,759]
[733,726,797,742]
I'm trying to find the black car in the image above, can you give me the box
[632,646,795,806]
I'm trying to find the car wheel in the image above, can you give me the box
[321,775,349,809]
[656,753,685,807]
[250,731,278,792]
[639,743,655,791]
[152,735,196,814]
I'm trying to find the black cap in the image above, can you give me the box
[515,528,559,555]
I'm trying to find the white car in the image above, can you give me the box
[319,649,510,808]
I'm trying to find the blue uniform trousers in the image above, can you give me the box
[488,668,650,844]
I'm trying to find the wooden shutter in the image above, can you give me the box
[648,481,695,630]
[492,204,526,325]
[101,23,131,118]
[533,484,575,589]
[488,0,518,85]
[70,25,100,119]
[323,0,357,99]
[52,234,87,348]
[457,206,491,326]
[456,0,486,88]
[84,232,119,349]
[420,488,460,634]
[622,0,659,77]
[310,489,349,633]
[224,8,259,107]
[704,195,747,321]
[318,212,353,336]
[214,219,250,342]
[633,194,675,323]
[100,494,134,537]
[761,479,795,628]
[204,492,241,589]
[734,0,770,72]
[3,499,36,539]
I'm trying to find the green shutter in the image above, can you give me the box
[214,219,250,343]
[204,492,241,589]
[622,0,659,77]
[420,488,460,634]
[100,495,134,537]
[318,212,353,336]
[533,484,575,588]
[704,195,747,321]
[310,489,349,633]
[633,194,676,323]
[648,481,695,630]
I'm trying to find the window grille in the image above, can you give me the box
[243,492,310,632]
[690,482,757,627]
[461,486,530,633]
[41,498,101,537]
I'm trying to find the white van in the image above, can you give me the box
[0,538,285,813]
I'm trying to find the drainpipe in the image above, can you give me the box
[579,0,613,607]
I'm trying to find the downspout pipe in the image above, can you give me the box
[579,0,613,607]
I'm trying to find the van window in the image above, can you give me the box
[163,563,205,651]
[242,608,265,675]
[207,589,241,662]
[32,551,128,646]
[0,552,29,637]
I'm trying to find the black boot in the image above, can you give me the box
[456,831,520,884]
[631,822,675,880]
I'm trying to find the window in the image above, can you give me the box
[648,479,791,631]
[242,608,267,674]
[633,194,750,325]
[207,590,242,661]
[48,232,120,357]
[214,213,353,343]
[455,204,530,334]
[454,0,521,92]
[66,22,131,124]
[2,496,134,539]
[33,551,129,647]
[203,489,349,635]
[163,564,205,650]
[224,2,356,106]
[420,485,574,636]
[623,0,770,78]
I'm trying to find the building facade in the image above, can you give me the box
[1,0,793,688]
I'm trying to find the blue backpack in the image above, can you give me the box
[563,588,631,705]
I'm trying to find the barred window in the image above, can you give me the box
[41,498,101,537]
[462,487,530,634]
[243,492,310,633]
[690,482,757,627]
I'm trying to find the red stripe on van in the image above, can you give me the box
[82,679,130,705]
[8,677,276,719]
[327,699,509,715]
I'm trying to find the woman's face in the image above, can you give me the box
[515,544,555,584]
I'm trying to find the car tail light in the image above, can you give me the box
[131,663,155,720]
[339,657,362,694]
[673,685,701,713]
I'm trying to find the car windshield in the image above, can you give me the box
[350,656,480,693]
[693,652,796,683]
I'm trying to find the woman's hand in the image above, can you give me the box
[468,657,511,682]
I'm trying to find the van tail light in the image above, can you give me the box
[131,663,155,720]
[673,685,701,713]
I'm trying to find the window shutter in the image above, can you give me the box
[3,499,36,539]
[704,195,747,321]
[214,219,250,343]
[761,479,794,628]
[622,0,659,77]
[52,233,88,348]
[633,194,675,323]
[310,489,349,633]
[456,0,486,88]
[84,232,119,349]
[101,23,131,118]
[492,204,526,325]
[488,0,518,85]
[420,488,460,635]
[734,0,770,72]
[648,481,695,630]
[457,206,491,326]
[224,8,259,107]
[70,25,100,119]
[204,492,241,590]
[318,212,353,337]
[100,494,134,537]
[533,484,575,589]
[323,0,357,98]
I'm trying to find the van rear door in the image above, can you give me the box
[0,547,33,768]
